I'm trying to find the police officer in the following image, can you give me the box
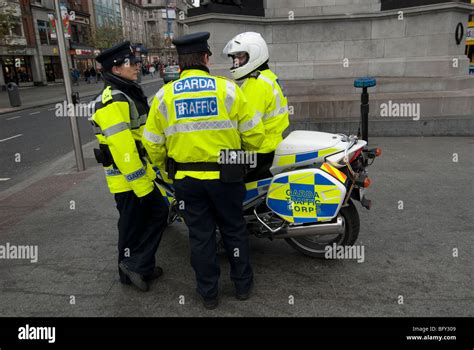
[142,32,265,309]
[223,32,289,181]
[91,41,168,292]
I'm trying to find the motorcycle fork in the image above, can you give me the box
[343,180,356,207]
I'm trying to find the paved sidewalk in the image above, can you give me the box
[0,75,163,114]
[0,137,472,317]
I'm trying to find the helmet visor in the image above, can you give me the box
[230,52,248,70]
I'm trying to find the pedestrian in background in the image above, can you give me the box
[70,68,79,86]
[90,67,97,83]
[84,69,91,84]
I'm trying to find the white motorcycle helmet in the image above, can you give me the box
[222,32,269,80]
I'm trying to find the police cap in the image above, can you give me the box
[172,32,212,56]
[95,41,140,71]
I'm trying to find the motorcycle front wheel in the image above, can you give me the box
[284,200,360,258]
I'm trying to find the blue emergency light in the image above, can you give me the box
[354,77,377,88]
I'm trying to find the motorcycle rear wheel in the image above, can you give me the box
[285,200,360,258]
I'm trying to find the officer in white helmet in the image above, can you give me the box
[223,32,289,181]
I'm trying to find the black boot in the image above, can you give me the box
[119,262,149,292]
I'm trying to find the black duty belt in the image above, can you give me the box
[175,162,221,172]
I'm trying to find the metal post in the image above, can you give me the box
[361,86,369,143]
[354,77,376,145]
[166,0,173,54]
[54,0,85,171]
[166,0,170,51]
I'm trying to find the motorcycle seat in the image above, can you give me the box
[276,131,343,155]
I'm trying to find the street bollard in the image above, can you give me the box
[7,82,21,107]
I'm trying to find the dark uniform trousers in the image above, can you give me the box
[174,177,254,300]
[115,187,168,280]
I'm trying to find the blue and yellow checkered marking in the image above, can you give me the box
[295,151,318,163]
[156,185,174,207]
[244,188,259,202]
[152,167,174,206]
[277,148,340,167]
[267,170,343,223]
[274,176,288,184]
[244,178,272,203]
[315,173,335,186]
[267,197,293,217]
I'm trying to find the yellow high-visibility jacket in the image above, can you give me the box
[143,69,265,180]
[240,69,289,154]
[90,86,156,197]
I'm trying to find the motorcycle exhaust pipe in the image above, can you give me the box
[274,216,345,239]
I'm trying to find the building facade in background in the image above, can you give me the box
[0,0,40,87]
[0,0,193,88]
[89,0,123,28]
[66,0,95,73]
[143,0,188,64]
[1,0,95,87]
[187,0,473,79]
[468,0,474,73]
[31,0,62,84]
[123,0,146,45]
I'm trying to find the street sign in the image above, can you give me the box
[48,11,72,39]
[60,5,71,39]
[48,14,57,39]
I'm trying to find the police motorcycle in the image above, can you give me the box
[155,77,381,258]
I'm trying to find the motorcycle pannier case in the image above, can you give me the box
[266,168,347,224]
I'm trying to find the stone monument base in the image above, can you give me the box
[188,0,264,17]
[186,2,473,79]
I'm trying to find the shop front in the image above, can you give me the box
[70,46,100,74]
[43,56,63,82]
[0,55,34,86]
[467,20,474,74]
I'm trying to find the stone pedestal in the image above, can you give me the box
[185,1,473,79]
[184,0,474,135]
[189,0,264,17]
[265,0,381,18]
